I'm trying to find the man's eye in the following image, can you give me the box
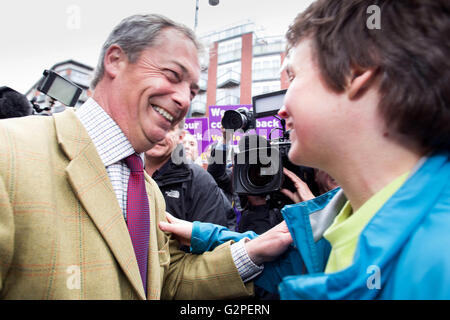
[166,70,181,83]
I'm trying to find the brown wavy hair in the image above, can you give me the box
[286,0,450,151]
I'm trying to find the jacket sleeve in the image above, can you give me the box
[189,221,306,295]
[147,175,254,300]
[254,246,306,294]
[162,237,254,300]
[190,221,258,254]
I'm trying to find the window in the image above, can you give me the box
[218,37,242,64]
[252,55,281,81]
[217,61,241,88]
[216,87,240,105]
[190,92,207,115]
[252,80,281,97]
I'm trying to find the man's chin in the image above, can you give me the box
[146,130,168,146]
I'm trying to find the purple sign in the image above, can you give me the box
[208,105,282,147]
[184,117,213,166]
[184,117,210,155]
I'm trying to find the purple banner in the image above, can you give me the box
[208,105,282,147]
[184,117,210,155]
[184,106,283,165]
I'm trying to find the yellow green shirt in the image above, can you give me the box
[323,172,410,273]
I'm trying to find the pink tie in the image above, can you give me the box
[125,154,150,294]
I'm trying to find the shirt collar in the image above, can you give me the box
[323,171,411,247]
[75,97,143,167]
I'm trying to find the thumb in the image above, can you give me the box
[165,212,177,223]
[159,221,175,233]
[159,220,188,237]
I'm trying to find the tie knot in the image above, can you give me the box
[125,154,144,172]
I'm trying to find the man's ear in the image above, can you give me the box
[103,45,127,80]
[347,67,377,100]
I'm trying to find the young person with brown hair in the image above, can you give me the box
[160,0,450,299]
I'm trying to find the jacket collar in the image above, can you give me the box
[53,109,147,300]
[282,187,343,274]
[279,152,450,299]
[152,155,192,186]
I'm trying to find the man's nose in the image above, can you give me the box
[172,83,191,111]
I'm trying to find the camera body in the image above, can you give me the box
[220,89,317,207]
[232,134,286,196]
[222,107,256,132]
[37,70,82,107]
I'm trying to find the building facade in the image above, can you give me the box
[25,22,288,117]
[189,21,289,117]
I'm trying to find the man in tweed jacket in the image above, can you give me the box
[0,14,292,299]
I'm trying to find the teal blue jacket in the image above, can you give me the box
[190,152,450,299]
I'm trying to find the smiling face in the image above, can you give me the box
[278,39,347,169]
[110,27,200,153]
[145,126,181,162]
[182,132,199,161]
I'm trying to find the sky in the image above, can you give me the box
[0,0,314,94]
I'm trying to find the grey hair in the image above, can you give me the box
[90,14,202,89]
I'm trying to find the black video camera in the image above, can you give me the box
[38,70,82,107]
[221,89,317,208]
[32,70,83,114]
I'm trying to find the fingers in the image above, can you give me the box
[283,168,307,188]
[159,214,193,246]
[165,211,176,223]
[280,188,299,203]
[159,219,185,234]
[159,221,191,246]
[283,168,315,202]
[245,220,294,265]
[283,167,301,183]
[159,221,174,233]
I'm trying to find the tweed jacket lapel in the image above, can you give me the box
[53,110,146,300]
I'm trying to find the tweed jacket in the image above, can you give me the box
[0,110,253,300]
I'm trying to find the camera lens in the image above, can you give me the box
[247,164,274,187]
[233,145,283,195]
[222,110,246,130]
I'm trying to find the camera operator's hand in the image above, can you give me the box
[159,212,193,247]
[244,221,293,265]
[281,167,315,203]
